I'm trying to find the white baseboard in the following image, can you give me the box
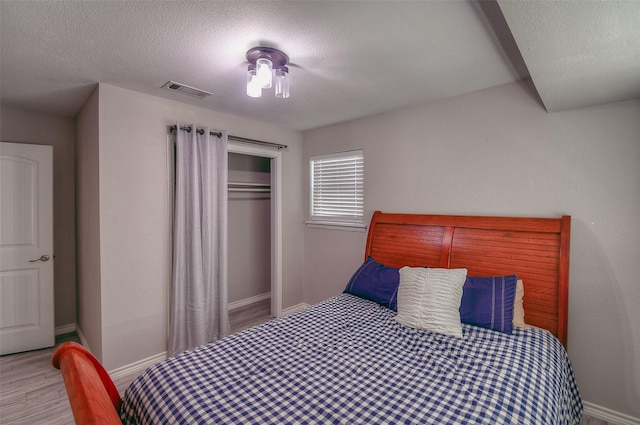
[73,324,164,380]
[55,323,76,336]
[281,303,309,316]
[109,351,167,379]
[75,326,91,353]
[583,401,640,425]
[228,292,271,311]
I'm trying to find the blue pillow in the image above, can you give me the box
[459,275,517,334]
[344,257,399,311]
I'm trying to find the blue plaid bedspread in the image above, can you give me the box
[121,294,582,424]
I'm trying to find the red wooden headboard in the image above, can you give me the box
[364,211,571,348]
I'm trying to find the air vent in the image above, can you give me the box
[162,81,213,99]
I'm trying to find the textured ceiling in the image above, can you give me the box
[499,0,640,113]
[1,1,638,131]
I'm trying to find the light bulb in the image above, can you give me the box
[256,57,273,89]
[274,68,290,98]
[246,67,262,98]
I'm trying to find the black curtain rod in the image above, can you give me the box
[169,125,287,150]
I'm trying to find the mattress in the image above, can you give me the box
[120,294,582,424]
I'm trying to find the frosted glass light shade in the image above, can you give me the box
[246,68,262,98]
[275,68,290,98]
[256,58,273,89]
[245,47,290,98]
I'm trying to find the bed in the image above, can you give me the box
[53,211,582,424]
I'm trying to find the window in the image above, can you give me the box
[308,150,364,229]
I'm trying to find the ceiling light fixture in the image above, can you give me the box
[246,47,290,99]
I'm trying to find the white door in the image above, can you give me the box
[0,142,54,355]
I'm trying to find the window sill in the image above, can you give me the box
[305,220,367,232]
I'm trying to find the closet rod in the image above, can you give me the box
[169,125,287,150]
[229,188,271,193]
[229,182,270,187]
[228,182,271,193]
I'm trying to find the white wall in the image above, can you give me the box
[89,83,304,370]
[0,106,77,330]
[302,80,640,419]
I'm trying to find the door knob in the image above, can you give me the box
[29,255,50,263]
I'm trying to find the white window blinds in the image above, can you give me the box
[310,150,364,224]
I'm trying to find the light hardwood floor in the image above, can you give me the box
[0,299,610,424]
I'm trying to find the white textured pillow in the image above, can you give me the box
[396,267,468,338]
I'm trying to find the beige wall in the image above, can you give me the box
[303,80,640,418]
[0,106,77,329]
[84,83,304,370]
[75,88,103,357]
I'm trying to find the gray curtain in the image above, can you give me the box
[169,124,229,357]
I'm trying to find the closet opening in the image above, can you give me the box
[227,143,283,321]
